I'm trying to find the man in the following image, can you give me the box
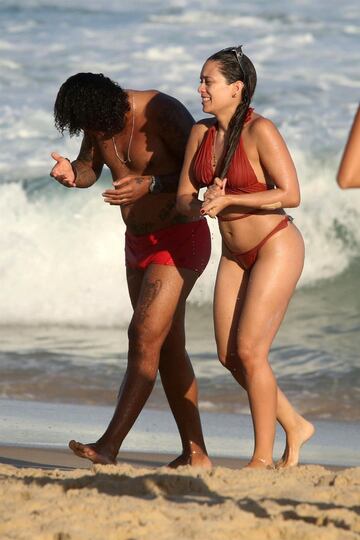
[50,73,211,467]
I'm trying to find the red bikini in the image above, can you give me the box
[193,109,292,270]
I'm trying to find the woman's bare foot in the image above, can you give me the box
[245,457,275,470]
[168,452,212,469]
[68,440,117,465]
[276,416,315,468]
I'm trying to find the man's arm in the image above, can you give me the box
[50,132,104,189]
[71,133,104,188]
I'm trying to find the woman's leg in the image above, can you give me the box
[214,230,313,467]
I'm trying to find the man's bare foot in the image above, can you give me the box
[245,457,275,470]
[68,440,117,465]
[168,452,212,469]
[276,416,315,468]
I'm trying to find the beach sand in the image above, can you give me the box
[0,446,359,540]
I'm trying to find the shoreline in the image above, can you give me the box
[1,398,359,469]
[0,444,346,472]
[0,444,250,471]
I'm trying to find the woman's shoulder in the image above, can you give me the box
[247,112,280,141]
[189,118,215,142]
[194,117,216,130]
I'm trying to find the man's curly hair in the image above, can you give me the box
[54,73,130,136]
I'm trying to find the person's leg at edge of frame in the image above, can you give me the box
[69,263,211,467]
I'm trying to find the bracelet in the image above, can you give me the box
[148,175,163,194]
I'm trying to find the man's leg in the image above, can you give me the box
[126,265,210,467]
[69,263,209,465]
[158,300,210,467]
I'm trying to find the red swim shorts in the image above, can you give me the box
[125,219,211,274]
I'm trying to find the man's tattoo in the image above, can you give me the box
[78,133,95,163]
[172,213,189,225]
[129,222,156,235]
[138,279,162,323]
[158,200,175,221]
[135,177,144,185]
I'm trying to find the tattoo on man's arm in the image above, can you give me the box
[138,279,162,323]
[78,133,95,163]
[72,133,101,186]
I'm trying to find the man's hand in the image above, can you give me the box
[50,152,76,187]
[203,177,227,202]
[102,175,152,206]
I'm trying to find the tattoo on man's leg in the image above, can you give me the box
[138,279,162,323]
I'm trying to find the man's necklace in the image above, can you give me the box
[112,95,135,165]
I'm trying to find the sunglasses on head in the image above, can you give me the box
[221,45,245,79]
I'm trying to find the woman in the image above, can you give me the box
[177,46,314,469]
[337,105,360,188]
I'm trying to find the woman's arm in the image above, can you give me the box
[201,118,300,217]
[337,106,360,189]
[176,124,205,217]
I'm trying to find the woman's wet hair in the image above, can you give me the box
[54,73,130,136]
[207,46,257,178]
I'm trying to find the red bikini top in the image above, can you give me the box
[193,108,272,195]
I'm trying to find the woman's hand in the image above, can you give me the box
[201,193,229,218]
[203,177,227,203]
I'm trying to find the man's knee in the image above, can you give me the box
[128,318,163,354]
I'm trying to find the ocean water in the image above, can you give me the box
[0,0,359,425]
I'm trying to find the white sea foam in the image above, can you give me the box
[0,0,359,325]
[0,150,359,326]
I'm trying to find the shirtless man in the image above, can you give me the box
[50,73,211,467]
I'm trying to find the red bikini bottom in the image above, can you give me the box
[231,215,292,270]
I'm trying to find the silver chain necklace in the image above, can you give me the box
[112,95,135,165]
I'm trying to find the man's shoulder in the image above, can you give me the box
[134,89,185,109]
[138,91,194,126]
